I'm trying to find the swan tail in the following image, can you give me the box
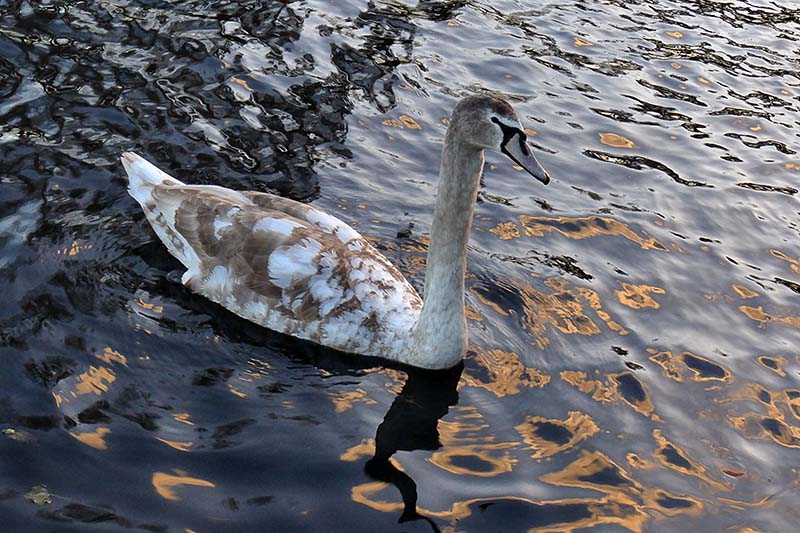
[121,151,185,202]
[121,152,201,273]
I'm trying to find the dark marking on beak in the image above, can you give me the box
[492,117,551,184]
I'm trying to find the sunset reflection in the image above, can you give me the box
[152,470,215,501]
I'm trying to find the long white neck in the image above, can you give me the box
[407,128,483,369]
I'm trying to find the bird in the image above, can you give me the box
[122,96,550,370]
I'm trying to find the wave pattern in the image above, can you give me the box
[1,0,798,531]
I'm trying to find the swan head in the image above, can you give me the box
[451,95,551,184]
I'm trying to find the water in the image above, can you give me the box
[1,0,798,531]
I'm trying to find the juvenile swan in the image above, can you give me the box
[122,96,550,369]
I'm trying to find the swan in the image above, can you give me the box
[121,96,550,369]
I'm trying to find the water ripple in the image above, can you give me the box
[1,0,799,531]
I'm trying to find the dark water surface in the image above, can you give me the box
[1,0,799,531]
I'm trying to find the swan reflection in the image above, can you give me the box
[365,363,463,530]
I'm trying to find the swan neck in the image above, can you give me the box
[409,130,483,369]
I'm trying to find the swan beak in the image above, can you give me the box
[501,133,551,185]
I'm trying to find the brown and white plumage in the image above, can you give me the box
[123,153,421,359]
[123,96,550,369]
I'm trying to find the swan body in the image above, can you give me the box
[123,96,550,369]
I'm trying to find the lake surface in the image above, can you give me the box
[1,0,799,531]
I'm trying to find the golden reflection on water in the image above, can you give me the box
[152,470,215,501]
[228,75,254,93]
[55,240,92,257]
[647,349,732,384]
[351,479,407,515]
[53,365,116,408]
[341,353,790,532]
[516,280,629,349]
[517,215,668,251]
[381,115,422,130]
[560,370,655,417]
[53,346,133,409]
[245,356,271,376]
[470,287,510,317]
[461,348,550,397]
[731,284,759,299]
[515,411,599,459]
[488,221,520,240]
[340,438,376,462]
[329,388,378,413]
[739,305,800,329]
[756,356,786,376]
[615,283,666,310]
[599,133,636,149]
[156,438,194,452]
[69,427,111,450]
[377,367,408,396]
[381,118,404,129]
[561,371,616,403]
[542,450,638,503]
[172,412,195,426]
[541,450,704,530]
[134,298,164,314]
[343,359,706,531]
[74,366,116,396]
[651,430,728,491]
[725,382,800,449]
[399,115,421,129]
[577,286,629,335]
[429,441,517,477]
[341,366,722,531]
[770,249,800,275]
[227,384,247,398]
[350,487,692,533]
[339,227,796,529]
[429,406,518,477]
[464,303,483,321]
[95,347,129,367]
